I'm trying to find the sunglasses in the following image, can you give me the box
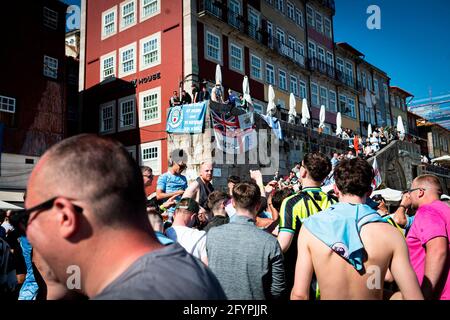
[9,197,83,232]
[402,188,426,195]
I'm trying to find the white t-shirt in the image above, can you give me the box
[165,226,207,260]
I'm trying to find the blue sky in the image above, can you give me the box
[334,0,450,102]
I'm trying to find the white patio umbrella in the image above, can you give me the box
[242,76,253,106]
[266,85,277,116]
[368,123,373,137]
[288,93,297,124]
[319,105,326,129]
[336,112,342,136]
[215,64,223,97]
[397,115,405,134]
[300,98,310,126]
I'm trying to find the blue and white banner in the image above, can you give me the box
[166,102,207,134]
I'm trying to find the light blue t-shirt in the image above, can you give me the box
[157,171,188,214]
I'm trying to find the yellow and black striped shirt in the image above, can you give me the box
[279,187,337,234]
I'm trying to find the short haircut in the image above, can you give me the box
[232,181,261,212]
[207,191,230,212]
[140,166,152,175]
[334,158,374,197]
[272,189,294,212]
[42,134,148,228]
[303,152,332,182]
[227,176,241,184]
[414,174,443,194]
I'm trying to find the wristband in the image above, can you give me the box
[398,205,408,210]
[159,204,167,212]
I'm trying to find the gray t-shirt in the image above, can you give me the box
[93,243,226,300]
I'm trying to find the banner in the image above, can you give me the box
[211,110,257,154]
[166,102,207,134]
[371,157,382,190]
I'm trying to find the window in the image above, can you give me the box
[362,72,367,88]
[288,36,296,49]
[118,96,136,130]
[376,110,383,125]
[345,62,354,86]
[396,96,401,108]
[102,6,117,39]
[120,0,136,31]
[250,54,262,80]
[276,28,285,45]
[300,81,307,99]
[383,83,389,103]
[311,82,319,106]
[275,0,284,12]
[315,12,323,33]
[339,94,346,113]
[320,86,328,109]
[230,43,243,72]
[119,43,136,77]
[295,9,304,28]
[367,74,372,91]
[290,75,298,96]
[140,32,161,71]
[267,21,273,48]
[402,99,406,111]
[279,69,287,91]
[100,51,116,81]
[347,98,356,118]
[390,95,395,108]
[205,31,221,62]
[324,18,332,38]
[277,99,286,110]
[317,47,325,63]
[0,95,16,113]
[326,52,334,67]
[297,42,305,56]
[141,0,160,21]
[266,63,275,85]
[329,90,337,112]
[140,140,161,175]
[287,2,295,20]
[373,78,379,97]
[139,87,161,127]
[306,5,315,27]
[43,55,58,79]
[336,58,344,73]
[43,7,58,30]
[99,101,115,134]
[229,0,241,28]
[248,7,260,39]
[308,41,316,59]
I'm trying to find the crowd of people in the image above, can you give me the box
[169,82,252,112]
[1,134,449,301]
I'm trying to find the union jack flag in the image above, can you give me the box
[211,109,256,154]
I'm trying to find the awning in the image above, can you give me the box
[0,200,22,210]
[0,190,25,202]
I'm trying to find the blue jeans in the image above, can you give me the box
[18,236,39,300]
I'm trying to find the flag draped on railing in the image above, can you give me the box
[211,109,257,154]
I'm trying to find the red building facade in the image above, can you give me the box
[81,0,183,192]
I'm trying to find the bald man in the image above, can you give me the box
[14,134,225,299]
[182,162,214,211]
[402,174,450,300]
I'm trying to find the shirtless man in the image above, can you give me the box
[291,158,423,300]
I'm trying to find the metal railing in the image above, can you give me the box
[273,38,305,67]
[308,57,335,78]
[337,70,355,89]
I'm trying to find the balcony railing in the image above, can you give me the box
[273,38,305,68]
[199,0,264,43]
[308,57,336,78]
[336,70,355,89]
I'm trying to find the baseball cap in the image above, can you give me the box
[175,198,200,214]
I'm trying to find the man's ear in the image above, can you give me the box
[53,197,79,239]
[366,187,373,198]
[333,184,340,198]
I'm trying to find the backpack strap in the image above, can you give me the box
[190,232,207,255]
